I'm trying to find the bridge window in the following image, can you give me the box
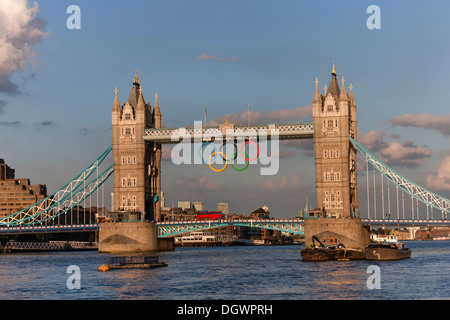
[324,150,328,158]
[330,151,334,158]
[327,105,333,112]
[335,150,339,158]
[125,113,131,120]
[327,120,334,127]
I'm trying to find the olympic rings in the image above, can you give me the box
[201,140,260,172]
[199,142,217,163]
[229,152,249,171]
[208,152,228,172]
[240,141,259,161]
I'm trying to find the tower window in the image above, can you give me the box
[125,113,131,120]
[327,105,333,112]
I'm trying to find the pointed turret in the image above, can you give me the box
[339,76,348,101]
[136,86,146,111]
[313,77,321,103]
[111,87,121,112]
[327,60,340,102]
[153,92,161,129]
[111,87,121,124]
[127,70,140,107]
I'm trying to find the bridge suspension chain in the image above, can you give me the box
[0,146,113,226]
[350,136,450,216]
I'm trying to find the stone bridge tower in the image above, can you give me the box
[312,61,359,218]
[111,72,162,222]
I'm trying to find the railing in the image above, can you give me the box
[144,122,314,143]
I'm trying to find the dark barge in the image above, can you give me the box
[300,236,365,261]
[364,242,411,260]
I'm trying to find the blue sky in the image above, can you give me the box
[1,0,450,218]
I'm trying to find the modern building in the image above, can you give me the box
[0,159,47,218]
[178,201,191,211]
[193,201,203,211]
[217,202,229,215]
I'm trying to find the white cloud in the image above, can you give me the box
[0,0,48,94]
[426,156,450,191]
[207,105,312,126]
[196,53,237,61]
[389,113,450,136]
[359,130,432,168]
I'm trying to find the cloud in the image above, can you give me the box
[388,113,450,136]
[0,0,49,94]
[259,174,301,190]
[359,130,432,168]
[426,156,450,191]
[175,175,225,191]
[196,53,237,61]
[207,105,312,126]
[33,120,55,129]
[0,120,21,127]
[0,100,6,114]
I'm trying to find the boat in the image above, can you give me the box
[364,242,411,260]
[237,239,265,246]
[174,231,238,247]
[433,236,450,241]
[370,234,398,243]
[106,255,168,269]
[300,236,365,261]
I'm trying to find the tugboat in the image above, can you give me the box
[301,236,365,261]
[365,242,411,260]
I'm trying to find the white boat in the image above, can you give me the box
[370,234,398,244]
[433,236,450,241]
[175,231,238,246]
[237,239,265,246]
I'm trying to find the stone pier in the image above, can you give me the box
[98,222,174,254]
[303,217,370,250]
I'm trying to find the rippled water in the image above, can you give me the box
[0,241,449,300]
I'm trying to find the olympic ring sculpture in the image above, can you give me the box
[201,141,259,172]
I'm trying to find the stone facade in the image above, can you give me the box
[0,159,47,217]
[312,62,358,218]
[98,221,173,253]
[111,72,162,221]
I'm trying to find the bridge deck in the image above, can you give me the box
[144,122,314,143]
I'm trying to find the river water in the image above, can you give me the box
[0,241,449,300]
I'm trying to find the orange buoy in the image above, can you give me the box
[98,264,110,272]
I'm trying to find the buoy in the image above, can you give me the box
[98,264,110,272]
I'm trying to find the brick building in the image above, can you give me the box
[0,159,47,217]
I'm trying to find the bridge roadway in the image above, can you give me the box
[143,122,314,143]
[1,218,449,236]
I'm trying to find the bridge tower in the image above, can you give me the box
[312,61,359,218]
[111,72,162,222]
[306,62,368,250]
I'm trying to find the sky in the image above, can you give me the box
[1,0,450,218]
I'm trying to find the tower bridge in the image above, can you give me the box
[1,63,449,253]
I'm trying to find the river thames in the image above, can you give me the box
[0,240,448,300]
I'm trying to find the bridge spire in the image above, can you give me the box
[313,77,321,102]
[339,76,348,101]
[111,86,121,112]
